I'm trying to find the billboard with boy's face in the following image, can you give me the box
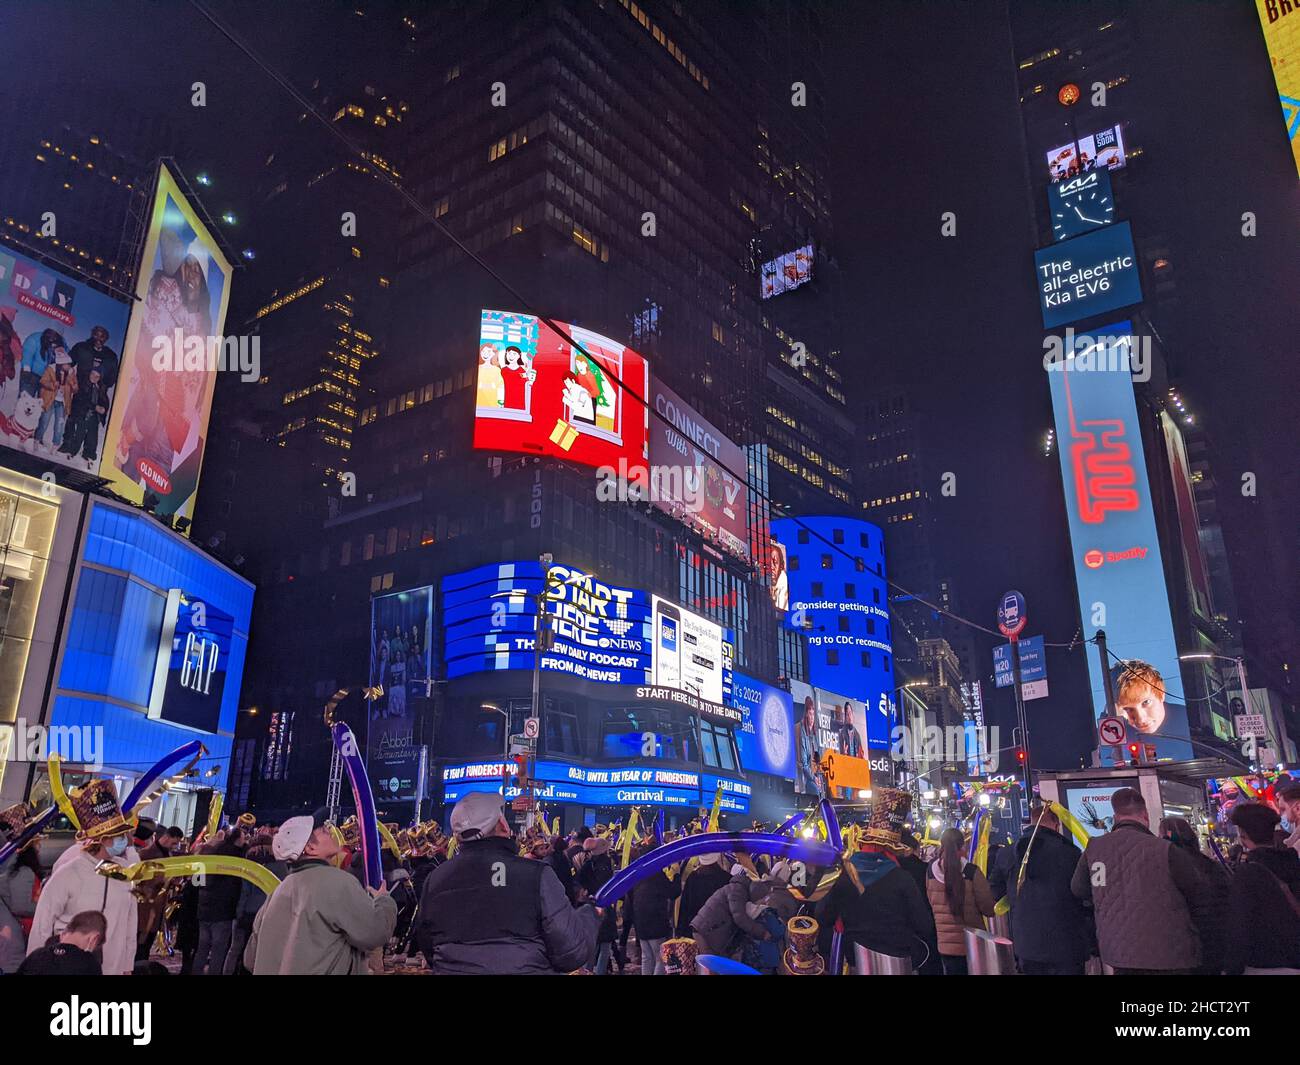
[100,164,232,524]
[0,244,130,473]
[1046,322,1192,760]
[472,309,649,472]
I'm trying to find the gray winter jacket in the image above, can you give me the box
[1071,820,1201,970]
[690,873,773,955]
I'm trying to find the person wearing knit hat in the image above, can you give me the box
[813,788,936,971]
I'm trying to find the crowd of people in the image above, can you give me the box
[2,777,1298,976]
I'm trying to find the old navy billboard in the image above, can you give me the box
[1046,322,1192,760]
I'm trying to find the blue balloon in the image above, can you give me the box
[123,740,205,814]
[594,830,840,907]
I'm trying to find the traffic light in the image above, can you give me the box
[513,754,530,787]
[1126,742,1144,767]
[1015,748,1026,765]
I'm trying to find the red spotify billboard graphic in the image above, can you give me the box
[473,309,649,471]
[1046,322,1192,760]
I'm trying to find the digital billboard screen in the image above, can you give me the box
[0,243,131,474]
[1035,221,1142,329]
[100,164,232,523]
[645,379,749,560]
[651,594,724,704]
[473,309,649,472]
[1048,167,1114,241]
[368,586,433,802]
[1046,323,1192,760]
[1255,0,1300,179]
[1046,123,1127,181]
[759,243,814,299]
[727,673,795,780]
[443,560,653,686]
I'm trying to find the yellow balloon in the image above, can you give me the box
[100,855,280,897]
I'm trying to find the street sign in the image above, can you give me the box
[1234,713,1267,739]
[523,716,540,739]
[1021,679,1049,701]
[511,796,535,812]
[1098,716,1127,745]
[996,590,1027,638]
[993,636,1045,687]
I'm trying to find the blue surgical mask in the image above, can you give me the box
[1283,816,1294,833]
[106,836,128,856]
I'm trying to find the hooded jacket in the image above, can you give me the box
[244,859,396,975]
[989,826,1089,967]
[1222,845,1300,973]
[814,849,935,964]
[926,856,996,957]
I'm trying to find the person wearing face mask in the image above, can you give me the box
[27,780,140,975]
[1276,782,1300,859]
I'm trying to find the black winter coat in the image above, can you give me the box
[676,862,731,937]
[815,851,935,965]
[630,868,681,940]
[1223,845,1300,973]
[989,827,1090,968]
[197,842,245,923]
[576,853,618,943]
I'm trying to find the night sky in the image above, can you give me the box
[7,0,1297,768]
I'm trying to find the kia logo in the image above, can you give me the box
[1084,549,1104,569]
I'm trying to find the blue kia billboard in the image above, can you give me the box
[1035,221,1142,328]
[727,673,796,780]
[1046,323,1192,760]
[770,517,895,751]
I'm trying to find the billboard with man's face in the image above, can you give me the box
[0,244,130,473]
[100,164,232,524]
[472,309,649,472]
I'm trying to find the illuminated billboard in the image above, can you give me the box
[645,379,749,560]
[0,243,131,474]
[1046,123,1127,181]
[771,516,896,755]
[100,164,232,523]
[1046,323,1192,760]
[147,590,235,734]
[368,586,433,803]
[443,560,652,686]
[1048,167,1114,241]
[789,680,869,795]
[727,673,795,779]
[759,244,814,299]
[473,309,649,471]
[1035,221,1142,329]
[1256,0,1300,178]
[651,594,724,704]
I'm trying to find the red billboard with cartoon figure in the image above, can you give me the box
[473,309,649,471]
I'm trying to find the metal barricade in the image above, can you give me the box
[852,943,915,974]
[964,927,1016,974]
[987,913,1012,940]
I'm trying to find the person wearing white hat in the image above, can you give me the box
[243,809,396,975]
[413,792,599,974]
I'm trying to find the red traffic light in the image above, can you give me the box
[1016,748,1026,763]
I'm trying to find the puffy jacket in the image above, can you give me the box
[1071,820,1201,971]
[926,858,995,957]
[414,836,598,975]
[690,873,771,955]
[245,859,396,975]
[1222,845,1300,974]
[989,827,1090,968]
[814,850,935,964]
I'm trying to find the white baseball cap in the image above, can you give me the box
[451,792,507,840]
[272,808,329,862]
